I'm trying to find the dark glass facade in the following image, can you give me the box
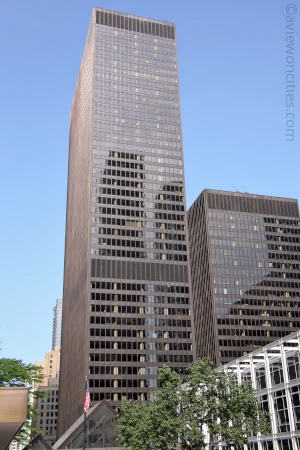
[58,8,193,437]
[188,189,300,367]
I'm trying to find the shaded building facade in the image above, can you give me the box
[58,8,193,437]
[34,382,59,446]
[188,189,300,367]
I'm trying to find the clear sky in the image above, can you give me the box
[0,0,299,364]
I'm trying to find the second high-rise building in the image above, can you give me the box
[58,8,193,437]
[188,189,300,367]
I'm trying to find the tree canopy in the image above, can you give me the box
[0,358,46,445]
[116,358,271,450]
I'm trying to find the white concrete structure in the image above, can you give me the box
[219,331,300,450]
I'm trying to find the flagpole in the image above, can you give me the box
[83,375,88,450]
[83,410,86,450]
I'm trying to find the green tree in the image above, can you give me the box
[0,358,46,445]
[116,358,271,450]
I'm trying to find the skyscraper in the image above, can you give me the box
[58,8,193,436]
[52,299,63,350]
[188,189,300,367]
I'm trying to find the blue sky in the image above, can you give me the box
[0,0,299,364]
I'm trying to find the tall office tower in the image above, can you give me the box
[188,189,300,367]
[52,299,63,350]
[58,8,193,436]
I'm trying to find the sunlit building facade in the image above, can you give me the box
[58,7,193,437]
[52,299,63,350]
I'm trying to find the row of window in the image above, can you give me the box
[266,234,300,243]
[94,146,181,163]
[94,115,180,133]
[91,295,189,305]
[89,364,187,375]
[212,248,267,258]
[96,28,176,48]
[209,221,264,231]
[90,304,190,315]
[94,180,184,198]
[216,299,298,309]
[89,379,149,388]
[90,282,189,293]
[93,110,182,134]
[268,252,300,261]
[269,271,300,279]
[265,226,300,234]
[210,230,265,240]
[208,211,264,222]
[91,293,190,308]
[92,199,185,212]
[214,278,300,289]
[92,219,185,230]
[90,391,147,402]
[95,64,178,85]
[212,267,269,276]
[91,238,186,251]
[212,258,269,268]
[218,328,288,337]
[91,248,187,260]
[264,217,300,225]
[89,340,191,350]
[268,244,300,252]
[95,198,143,207]
[92,228,186,241]
[39,411,57,417]
[39,404,57,410]
[93,189,183,200]
[92,240,184,252]
[94,111,180,130]
[94,88,178,110]
[94,127,181,142]
[89,352,193,362]
[89,329,191,339]
[93,139,182,156]
[217,318,298,327]
[95,51,176,70]
[90,316,191,327]
[271,262,300,270]
[219,339,276,348]
[211,239,268,249]
[95,47,177,67]
[94,131,181,146]
[40,418,57,425]
[216,308,299,318]
[96,41,176,59]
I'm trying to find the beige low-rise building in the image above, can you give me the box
[35,346,60,389]
[33,347,61,444]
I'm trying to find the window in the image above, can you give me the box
[273,390,290,432]
[269,360,284,386]
[291,385,300,430]
[256,365,267,390]
[287,353,300,381]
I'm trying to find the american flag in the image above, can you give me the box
[84,379,90,413]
